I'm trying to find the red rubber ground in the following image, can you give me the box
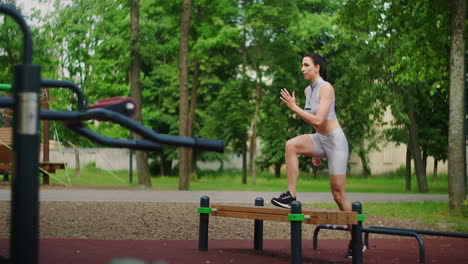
[1,237,467,263]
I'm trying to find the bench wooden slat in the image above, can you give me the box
[211,204,358,225]
[212,204,290,215]
[213,211,292,222]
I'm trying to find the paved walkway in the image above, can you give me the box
[0,189,448,203]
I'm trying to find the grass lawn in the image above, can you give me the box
[48,167,450,194]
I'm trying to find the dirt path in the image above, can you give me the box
[0,201,454,240]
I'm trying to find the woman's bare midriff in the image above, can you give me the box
[313,119,340,134]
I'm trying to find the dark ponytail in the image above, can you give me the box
[303,53,327,81]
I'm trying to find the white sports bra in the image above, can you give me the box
[304,78,336,120]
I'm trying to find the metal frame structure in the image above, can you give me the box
[0,5,224,264]
[198,197,365,264]
[313,222,468,264]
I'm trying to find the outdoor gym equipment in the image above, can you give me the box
[0,4,224,264]
[313,223,468,264]
[197,196,366,264]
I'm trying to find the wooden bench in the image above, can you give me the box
[210,204,358,225]
[198,196,365,264]
[0,127,65,184]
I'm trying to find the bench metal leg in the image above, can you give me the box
[352,202,363,264]
[254,197,264,250]
[291,201,302,264]
[198,196,210,251]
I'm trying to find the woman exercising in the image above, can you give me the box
[271,52,350,214]
[271,53,356,257]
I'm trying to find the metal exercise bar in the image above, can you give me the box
[67,125,163,151]
[364,228,425,264]
[368,226,468,239]
[313,224,426,264]
[0,98,223,152]
[0,80,87,110]
[0,4,41,264]
[0,5,224,264]
[312,224,349,250]
[0,97,13,108]
[41,79,86,110]
[0,5,31,64]
[40,108,224,152]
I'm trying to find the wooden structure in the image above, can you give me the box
[0,127,65,184]
[198,196,365,264]
[210,203,358,225]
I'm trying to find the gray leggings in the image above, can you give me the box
[309,127,349,175]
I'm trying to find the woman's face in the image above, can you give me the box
[301,56,319,81]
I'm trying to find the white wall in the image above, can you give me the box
[45,144,456,176]
[46,147,240,171]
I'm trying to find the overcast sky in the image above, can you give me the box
[13,0,55,24]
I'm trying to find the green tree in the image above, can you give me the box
[178,0,191,190]
[447,0,466,214]
[130,0,152,186]
[336,0,452,193]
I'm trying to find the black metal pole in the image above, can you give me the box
[313,224,349,250]
[368,226,468,239]
[254,197,264,250]
[41,79,86,110]
[0,5,32,65]
[290,201,302,264]
[352,202,363,264]
[364,228,425,264]
[198,196,210,251]
[0,5,41,264]
[11,65,41,264]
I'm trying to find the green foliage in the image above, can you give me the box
[462,200,468,218]
[0,0,457,193]
[332,0,452,178]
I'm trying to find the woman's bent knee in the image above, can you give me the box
[285,139,297,153]
[332,192,344,203]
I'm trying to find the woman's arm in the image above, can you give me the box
[280,84,334,127]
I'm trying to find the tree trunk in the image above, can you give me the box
[248,120,257,185]
[358,151,371,178]
[448,0,466,215]
[358,140,371,178]
[160,153,172,176]
[241,26,248,185]
[407,107,428,192]
[187,57,200,175]
[130,0,151,186]
[422,150,428,177]
[178,0,192,190]
[248,66,263,185]
[242,141,247,184]
[432,159,438,182]
[405,144,411,191]
[274,163,281,178]
[74,147,80,178]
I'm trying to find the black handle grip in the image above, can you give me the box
[194,138,224,153]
